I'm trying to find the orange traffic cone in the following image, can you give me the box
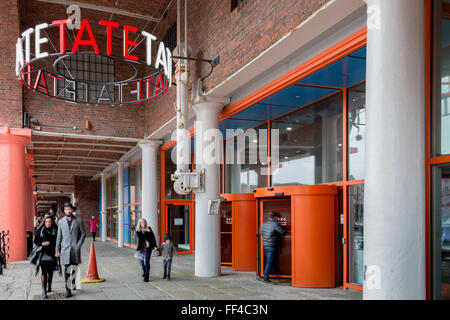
[80,243,105,283]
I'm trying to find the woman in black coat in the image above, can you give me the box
[33,215,58,299]
[136,218,157,282]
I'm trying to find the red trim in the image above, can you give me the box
[219,28,367,122]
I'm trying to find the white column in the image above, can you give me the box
[117,161,124,248]
[193,95,230,277]
[101,173,107,242]
[139,140,162,247]
[363,0,425,299]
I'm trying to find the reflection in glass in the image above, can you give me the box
[129,161,142,204]
[111,208,118,239]
[348,83,366,181]
[106,209,111,238]
[167,204,190,252]
[434,15,450,156]
[220,202,232,263]
[105,178,111,208]
[225,124,268,193]
[129,204,142,245]
[348,184,364,286]
[434,164,450,300]
[110,174,118,207]
[271,92,343,186]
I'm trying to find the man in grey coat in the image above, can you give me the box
[55,202,85,298]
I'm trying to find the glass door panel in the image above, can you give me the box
[259,198,292,277]
[348,184,364,286]
[433,164,450,300]
[128,204,142,245]
[220,202,232,264]
[167,204,191,253]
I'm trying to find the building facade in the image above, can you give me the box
[0,0,448,300]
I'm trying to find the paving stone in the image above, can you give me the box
[0,239,362,300]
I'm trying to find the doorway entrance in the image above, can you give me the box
[258,198,292,278]
[164,203,194,254]
[220,201,232,265]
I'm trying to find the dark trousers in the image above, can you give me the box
[139,249,151,276]
[163,259,172,276]
[92,232,96,241]
[263,246,278,281]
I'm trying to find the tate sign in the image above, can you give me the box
[15,19,172,105]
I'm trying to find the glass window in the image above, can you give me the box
[225,124,268,193]
[106,209,111,238]
[271,92,343,186]
[105,178,111,208]
[129,161,142,204]
[167,204,190,252]
[434,4,450,156]
[348,83,366,181]
[433,164,450,300]
[110,174,118,207]
[348,184,364,286]
[165,147,191,199]
[111,208,118,240]
[128,204,142,245]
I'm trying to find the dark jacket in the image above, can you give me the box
[261,219,286,247]
[136,228,157,253]
[31,226,58,275]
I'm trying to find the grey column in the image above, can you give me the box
[363,0,425,299]
[101,173,107,242]
[193,95,230,277]
[117,161,124,248]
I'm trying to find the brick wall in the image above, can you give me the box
[144,0,331,136]
[18,0,148,138]
[0,0,23,128]
[73,175,99,234]
[7,0,330,138]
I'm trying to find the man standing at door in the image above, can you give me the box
[261,212,286,283]
[55,202,86,298]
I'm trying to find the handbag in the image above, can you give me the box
[28,245,42,265]
[134,251,145,261]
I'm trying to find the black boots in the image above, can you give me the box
[163,272,167,279]
[167,274,170,281]
[47,275,52,293]
[41,280,48,299]
[143,274,149,282]
[64,268,73,298]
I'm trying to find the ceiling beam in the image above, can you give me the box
[35,163,108,168]
[34,155,117,162]
[32,141,135,149]
[32,131,142,143]
[34,173,95,176]
[35,160,110,165]
[31,147,127,154]
[35,0,160,22]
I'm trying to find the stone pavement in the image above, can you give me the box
[0,239,362,300]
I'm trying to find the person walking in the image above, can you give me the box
[34,211,45,233]
[55,202,86,298]
[158,233,178,280]
[89,216,98,242]
[48,208,58,224]
[261,212,286,283]
[136,218,157,282]
[33,215,58,299]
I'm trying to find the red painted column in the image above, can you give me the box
[0,127,31,261]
